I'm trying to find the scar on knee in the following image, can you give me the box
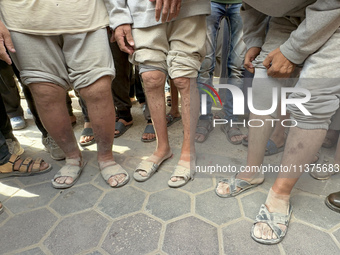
[297,142,304,149]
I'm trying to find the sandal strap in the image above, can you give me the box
[9,154,20,164]
[19,157,33,173]
[254,204,292,238]
[53,160,83,180]
[135,160,158,176]
[101,162,128,181]
[31,157,43,173]
[219,175,252,193]
[170,165,190,181]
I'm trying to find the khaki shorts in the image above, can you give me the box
[130,15,207,79]
[9,28,115,91]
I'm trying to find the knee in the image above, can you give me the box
[79,77,111,102]
[29,83,65,108]
[141,71,165,92]
[172,77,190,91]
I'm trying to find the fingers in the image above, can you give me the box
[262,54,272,70]
[161,0,170,23]
[114,25,135,55]
[167,0,181,21]
[109,31,115,43]
[4,33,15,53]
[267,64,295,78]
[155,0,163,22]
[244,57,254,73]
[0,40,12,65]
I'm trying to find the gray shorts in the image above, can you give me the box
[251,17,340,130]
[9,28,115,91]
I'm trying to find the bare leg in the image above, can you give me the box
[29,83,81,185]
[266,113,288,151]
[253,127,326,241]
[170,78,199,182]
[216,113,271,194]
[29,83,80,158]
[79,76,125,187]
[137,71,171,177]
[167,80,180,117]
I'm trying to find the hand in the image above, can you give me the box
[150,0,182,23]
[244,47,261,74]
[0,20,15,65]
[263,48,296,78]
[114,24,135,55]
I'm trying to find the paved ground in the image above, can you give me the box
[1,97,340,255]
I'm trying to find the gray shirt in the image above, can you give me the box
[105,0,211,31]
[241,0,340,64]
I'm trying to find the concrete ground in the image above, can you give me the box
[0,96,340,255]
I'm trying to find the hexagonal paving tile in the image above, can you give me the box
[240,191,267,219]
[0,180,21,201]
[44,210,108,255]
[195,190,241,224]
[85,251,103,255]
[5,182,59,214]
[0,209,57,254]
[163,216,218,255]
[333,227,340,243]
[222,220,280,254]
[146,189,190,221]
[14,247,45,255]
[98,186,146,219]
[0,208,9,224]
[282,222,339,254]
[102,213,162,255]
[50,184,102,216]
[291,194,340,229]
[181,173,214,194]
[133,171,169,192]
[295,172,340,197]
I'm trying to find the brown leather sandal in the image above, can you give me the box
[0,154,52,179]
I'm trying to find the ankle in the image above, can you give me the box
[237,171,264,183]
[265,188,290,214]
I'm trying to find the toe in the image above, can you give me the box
[170,176,177,182]
[253,223,263,239]
[108,176,118,187]
[56,177,66,184]
[65,177,74,185]
[216,183,229,195]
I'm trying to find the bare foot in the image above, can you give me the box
[229,127,247,144]
[137,150,172,177]
[141,122,156,142]
[170,153,192,182]
[98,161,128,187]
[216,172,264,196]
[54,158,82,185]
[115,119,133,136]
[79,122,94,144]
[253,188,290,241]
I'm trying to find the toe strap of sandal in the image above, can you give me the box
[53,163,82,180]
[31,157,44,173]
[101,163,127,181]
[19,157,33,173]
[170,165,191,181]
[135,161,158,176]
[254,204,292,238]
[219,175,252,193]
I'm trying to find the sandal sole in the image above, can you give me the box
[0,164,53,179]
